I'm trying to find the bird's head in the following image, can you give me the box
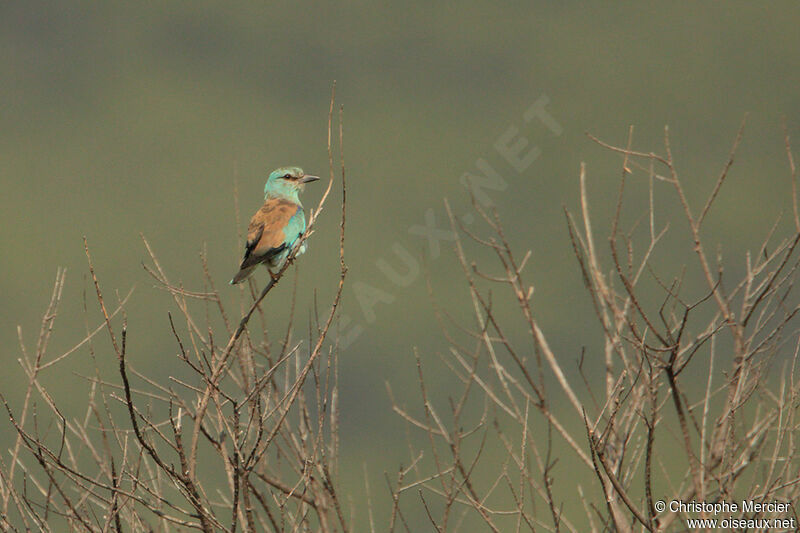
[264,166,320,201]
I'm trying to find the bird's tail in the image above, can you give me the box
[230,265,257,285]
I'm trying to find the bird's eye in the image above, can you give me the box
[284,174,292,179]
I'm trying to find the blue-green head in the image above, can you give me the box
[264,166,320,202]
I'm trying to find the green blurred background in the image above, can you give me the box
[2,1,800,528]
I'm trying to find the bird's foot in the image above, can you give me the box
[268,270,280,283]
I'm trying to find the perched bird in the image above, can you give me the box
[230,166,320,285]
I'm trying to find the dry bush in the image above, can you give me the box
[3,112,800,533]
[0,93,349,532]
[383,123,800,532]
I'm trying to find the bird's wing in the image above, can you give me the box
[282,204,307,248]
[238,199,303,269]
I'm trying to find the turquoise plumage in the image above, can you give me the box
[230,166,319,284]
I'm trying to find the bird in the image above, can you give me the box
[230,166,320,285]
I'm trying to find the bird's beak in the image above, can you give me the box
[300,174,320,183]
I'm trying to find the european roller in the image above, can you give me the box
[230,166,320,285]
